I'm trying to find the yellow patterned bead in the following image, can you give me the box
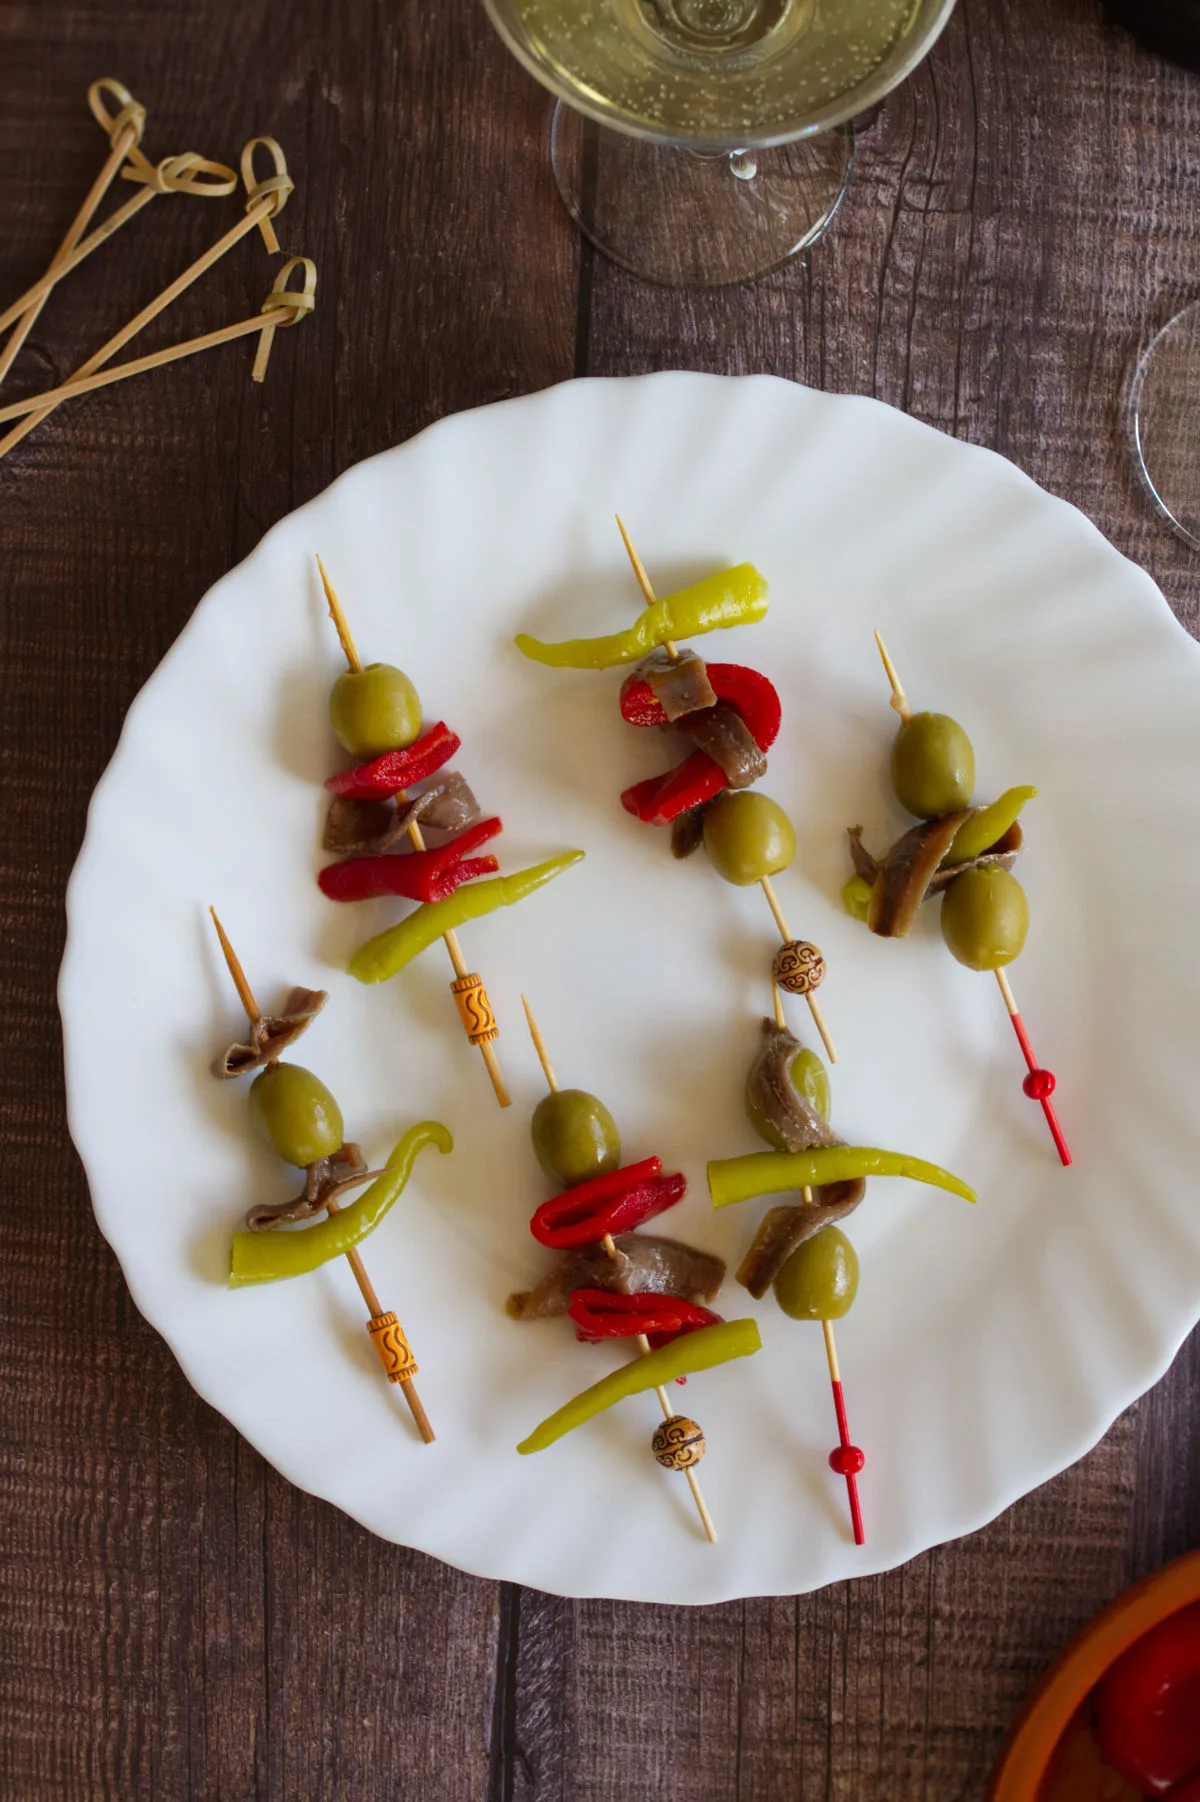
[772,940,826,996]
[651,1415,706,1471]
[367,1311,418,1384]
[450,972,499,1046]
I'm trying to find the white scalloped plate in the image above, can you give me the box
[61,374,1200,1604]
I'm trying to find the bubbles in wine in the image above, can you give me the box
[502,0,918,140]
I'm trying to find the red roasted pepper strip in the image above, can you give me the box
[567,1288,722,1346]
[1095,1602,1200,1796]
[326,721,461,801]
[319,855,498,905]
[593,1172,687,1239]
[623,751,724,825]
[620,661,781,740]
[619,663,781,824]
[530,1157,688,1249]
[531,1157,661,1242]
[318,817,502,904]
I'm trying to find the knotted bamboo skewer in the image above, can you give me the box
[210,909,434,1442]
[521,996,718,1541]
[0,259,315,433]
[0,81,237,338]
[616,516,837,1063]
[0,137,291,460]
[771,979,865,1543]
[316,557,512,1109]
[0,80,147,388]
[873,631,1070,1165]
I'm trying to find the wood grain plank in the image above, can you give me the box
[489,1583,577,1802]
[494,1415,1146,1802]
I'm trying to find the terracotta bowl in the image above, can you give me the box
[989,1550,1200,1801]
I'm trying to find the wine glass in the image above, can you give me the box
[483,0,958,287]
[1128,300,1200,550]
[1106,0,1200,546]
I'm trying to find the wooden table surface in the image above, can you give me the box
[2,2,1199,1796]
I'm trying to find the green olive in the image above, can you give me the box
[746,1047,831,1149]
[531,1088,621,1188]
[773,1226,859,1321]
[940,866,1029,970]
[248,1062,344,1168]
[329,662,422,759]
[702,791,796,887]
[891,711,975,818]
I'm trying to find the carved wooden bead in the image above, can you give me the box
[651,1415,706,1471]
[772,940,826,996]
[367,1310,418,1384]
[450,972,499,1046]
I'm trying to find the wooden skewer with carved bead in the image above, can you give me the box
[518,996,723,1543]
[315,556,513,1108]
[615,518,835,1061]
[866,632,1069,1164]
[520,514,837,1062]
[772,981,865,1544]
[707,973,973,1543]
[209,908,437,1441]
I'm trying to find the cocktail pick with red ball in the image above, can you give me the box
[874,632,1070,1167]
[770,980,865,1544]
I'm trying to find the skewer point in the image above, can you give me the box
[873,628,912,723]
[615,513,678,656]
[520,994,559,1093]
[209,906,261,1024]
[614,513,656,605]
[316,553,363,673]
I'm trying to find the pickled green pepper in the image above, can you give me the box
[515,565,769,670]
[349,852,584,984]
[708,1146,976,1210]
[516,1317,762,1454]
[945,786,1038,865]
[841,874,874,922]
[229,1120,453,1286]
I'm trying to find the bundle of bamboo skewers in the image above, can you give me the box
[0,78,316,459]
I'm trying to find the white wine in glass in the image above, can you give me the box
[484,0,958,285]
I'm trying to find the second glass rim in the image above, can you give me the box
[482,0,960,152]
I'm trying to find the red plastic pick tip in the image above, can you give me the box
[829,1377,866,1545]
[1005,1008,1072,1167]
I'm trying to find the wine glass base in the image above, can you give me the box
[1128,297,1200,550]
[550,102,854,288]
